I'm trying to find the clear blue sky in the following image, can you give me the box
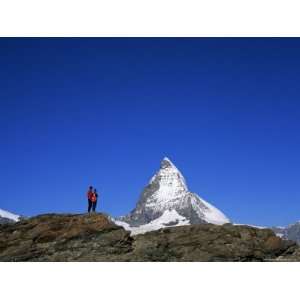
[1,38,300,227]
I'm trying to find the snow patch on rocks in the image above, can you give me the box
[115,209,190,235]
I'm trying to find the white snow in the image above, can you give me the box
[234,223,267,229]
[191,196,230,225]
[146,158,188,213]
[114,219,133,232]
[0,208,20,222]
[115,209,190,235]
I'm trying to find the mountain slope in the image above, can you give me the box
[0,209,20,224]
[272,222,300,244]
[117,157,230,233]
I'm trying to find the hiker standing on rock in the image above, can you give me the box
[87,186,94,213]
[87,186,98,213]
[92,188,98,212]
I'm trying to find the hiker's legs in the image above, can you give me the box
[92,201,97,212]
[88,200,92,213]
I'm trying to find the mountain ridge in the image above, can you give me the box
[272,222,300,244]
[0,213,299,262]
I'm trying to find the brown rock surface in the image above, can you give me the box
[0,214,298,262]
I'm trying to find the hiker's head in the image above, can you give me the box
[89,186,93,190]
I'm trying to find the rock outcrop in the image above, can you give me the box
[0,213,133,262]
[0,213,299,262]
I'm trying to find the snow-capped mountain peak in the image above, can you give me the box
[161,157,176,168]
[147,157,188,211]
[116,157,230,233]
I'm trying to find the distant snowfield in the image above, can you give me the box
[234,223,266,229]
[114,209,190,235]
[0,208,20,222]
[115,218,271,236]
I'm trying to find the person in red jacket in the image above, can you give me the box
[87,186,94,213]
[92,188,98,212]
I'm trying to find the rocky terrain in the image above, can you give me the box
[0,217,15,225]
[0,213,299,262]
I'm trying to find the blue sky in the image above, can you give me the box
[1,38,300,226]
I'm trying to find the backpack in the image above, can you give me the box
[91,193,97,202]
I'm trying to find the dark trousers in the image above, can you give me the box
[88,200,97,212]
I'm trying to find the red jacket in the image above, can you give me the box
[87,191,94,200]
[91,193,97,202]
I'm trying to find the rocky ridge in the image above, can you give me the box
[0,213,299,262]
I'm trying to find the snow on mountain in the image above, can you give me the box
[0,208,20,223]
[116,157,230,234]
[234,223,267,229]
[191,197,229,225]
[115,209,190,235]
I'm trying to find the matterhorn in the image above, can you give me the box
[115,157,230,234]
